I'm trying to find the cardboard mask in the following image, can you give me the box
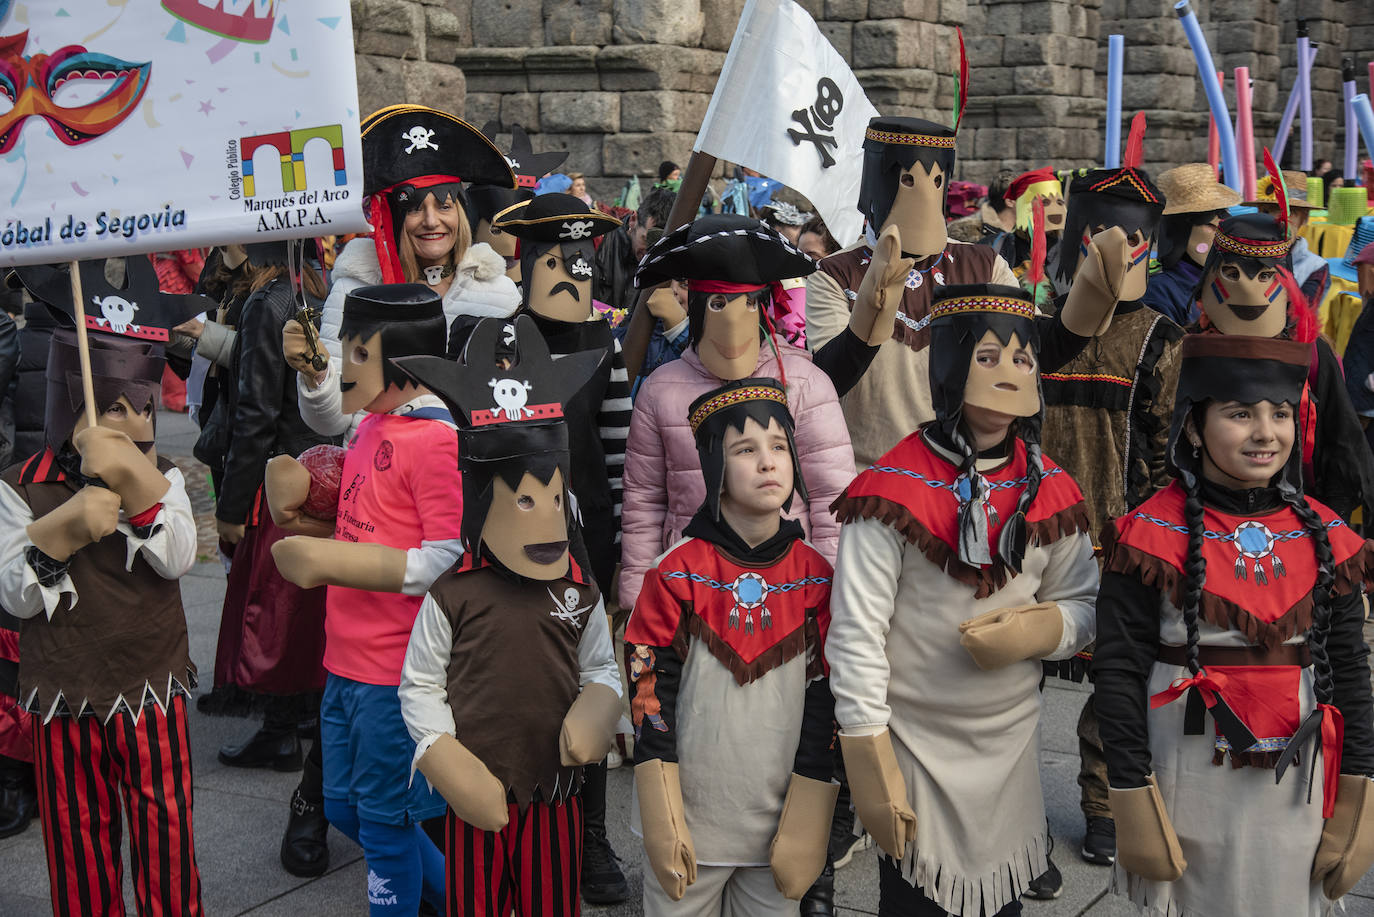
[526,245,595,322]
[696,289,767,380]
[1008,169,1065,236]
[44,327,163,454]
[392,315,603,580]
[467,123,569,281]
[71,395,157,462]
[963,328,1040,417]
[337,283,447,414]
[493,193,620,317]
[1197,212,1294,338]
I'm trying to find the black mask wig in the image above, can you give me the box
[338,283,447,391]
[926,283,1043,572]
[688,377,807,520]
[1156,209,1228,270]
[686,287,771,350]
[1053,168,1164,286]
[859,117,957,233]
[45,327,165,454]
[1162,334,1338,761]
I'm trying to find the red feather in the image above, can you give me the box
[1028,197,1046,289]
[1263,146,1290,236]
[1122,112,1147,168]
[954,27,969,132]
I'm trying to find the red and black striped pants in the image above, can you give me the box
[444,796,583,917]
[33,694,203,916]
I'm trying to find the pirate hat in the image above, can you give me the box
[491,193,621,243]
[45,326,165,453]
[361,105,514,195]
[634,214,815,289]
[467,123,571,226]
[688,377,807,519]
[14,257,211,343]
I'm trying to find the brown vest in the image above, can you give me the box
[427,564,596,805]
[4,456,195,719]
[819,242,999,354]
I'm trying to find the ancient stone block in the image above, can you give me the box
[818,21,854,61]
[792,0,825,18]
[544,0,612,45]
[464,93,502,131]
[454,47,529,91]
[964,35,1003,68]
[1013,64,1078,96]
[938,0,967,24]
[620,91,712,133]
[967,65,1014,97]
[353,0,423,58]
[525,46,601,91]
[597,46,724,92]
[868,0,937,18]
[540,92,620,132]
[354,54,407,118]
[853,19,930,69]
[533,132,604,175]
[613,0,704,46]
[500,93,540,131]
[1018,1,1072,34]
[973,127,1017,159]
[603,132,698,177]
[470,0,543,47]
[824,0,869,20]
[979,2,1021,35]
[402,60,466,112]
[859,67,939,109]
[700,0,747,51]
[425,6,466,60]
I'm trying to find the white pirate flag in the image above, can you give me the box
[694,0,878,246]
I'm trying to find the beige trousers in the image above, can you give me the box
[642,864,797,917]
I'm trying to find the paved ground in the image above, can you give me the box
[3,408,1373,915]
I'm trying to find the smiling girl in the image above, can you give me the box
[1094,334,1374,917]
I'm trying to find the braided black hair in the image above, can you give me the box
[1284,492,1337,705]
[1179,466,1208,676]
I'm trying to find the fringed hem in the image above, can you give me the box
[1334,540,1374,597]
[833,495,1090,599]
[900,833,1048,917]
[1101,532,1316,650]
[194,683,323,721]
[678,615,809,687]
[24,668,199,725]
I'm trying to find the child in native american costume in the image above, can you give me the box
[626,378,836,915]
[1094,333,1374,916]
[826,280,1099,916]
[1192,154,1374,523]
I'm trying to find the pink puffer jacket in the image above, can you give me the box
[619,344,855,610]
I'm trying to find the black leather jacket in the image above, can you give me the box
[215,277,337,525]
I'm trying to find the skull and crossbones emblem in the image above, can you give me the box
[559,220,595,240]
[567,254,593,279]
[91,295,139,334]
[403,126,438,155]
[489,377,534,421]
[548,586,593,625]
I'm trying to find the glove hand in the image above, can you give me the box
[264,456,336,538]
[1060,225,1131,337]
[1312,774,1374,899]
[1110,775,1187,882]
[283,319,329,385]
[73,426,169,516]
[645,287,687,327]
[769,774,840,899]
[958,602,1064,670]
[850,224,915,345]
[416,733,509,832]
[840,730,917,861]
[558,682,621,766]
[27,485,123,562]
[635,759,697,900]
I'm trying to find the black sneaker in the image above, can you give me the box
[1082,815,1116,866]
[1023,835,1063,900]
[581,829,629,905]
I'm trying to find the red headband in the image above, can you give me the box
[366,173,464,285]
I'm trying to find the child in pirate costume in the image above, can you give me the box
[805,35,1114,470]
[466,123,569,284]
[269,284,464,915]
[1140,163,1241,326]
[473,188,634,907]
[0,319,203,914]
[1093,333,1374,916]
[626,377,837,915]
[286,105,521,438]
[826,281,1099,916]
[393,315,622,917]
[1192,162,1374,524]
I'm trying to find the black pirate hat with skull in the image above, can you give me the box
[393,314,603,553]
[466,123,571,229]
[14,256,211,342]
[493,193,621,306]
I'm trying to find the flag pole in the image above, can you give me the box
[622,150,717,383]
[68,261,99,429]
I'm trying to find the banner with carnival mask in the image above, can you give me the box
[0,0,368,267]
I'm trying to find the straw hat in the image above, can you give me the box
[1244,169,1319,210]
[1157,163,1242,215]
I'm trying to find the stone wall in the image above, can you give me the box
[350,0,1374,196]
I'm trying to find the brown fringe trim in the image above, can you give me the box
[681,614,809,687]
[1213,745,1286,770]
[1102,539,1314,650]
[1334,539,1374,596]
[833,494,1091,600]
